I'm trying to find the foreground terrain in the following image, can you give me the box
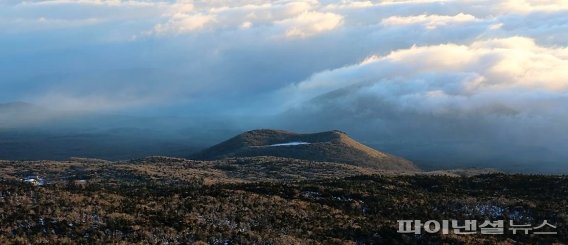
[0,157,566,244]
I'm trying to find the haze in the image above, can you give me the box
[1,0,567,173]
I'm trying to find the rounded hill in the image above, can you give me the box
[191,129,417,171]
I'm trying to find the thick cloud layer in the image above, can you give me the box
[1,0,567,171]
[276,37,568,172]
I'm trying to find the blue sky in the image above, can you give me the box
[1,0,568,170]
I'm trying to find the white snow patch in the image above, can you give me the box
[269,141,311,147]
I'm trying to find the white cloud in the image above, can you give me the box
[20,0,170,7]
[153,13,216,34]
[168,1,194,14]
[277,11,343,38]
[287,36,568,111]
[0,0,167,34]
[272,36,568,170]
[149,1,329,36]
[382,13,478,29]
[499,0,568,13]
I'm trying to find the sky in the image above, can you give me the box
[1,0,568,171]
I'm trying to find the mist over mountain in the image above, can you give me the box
[0,102,50,128]
[0,102,238,160]
[0,101,566,173]
[1,0,568,173]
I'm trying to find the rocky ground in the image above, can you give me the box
[0,157,566,244]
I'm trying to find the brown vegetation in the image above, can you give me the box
[0,157,566,244]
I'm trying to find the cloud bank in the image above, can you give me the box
[276,36,568,171]
[1,0,567,171]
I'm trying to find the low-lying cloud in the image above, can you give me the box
[274,37,568,171]
[1,0,567,171]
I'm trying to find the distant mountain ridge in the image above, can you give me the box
[191,129,418,171]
